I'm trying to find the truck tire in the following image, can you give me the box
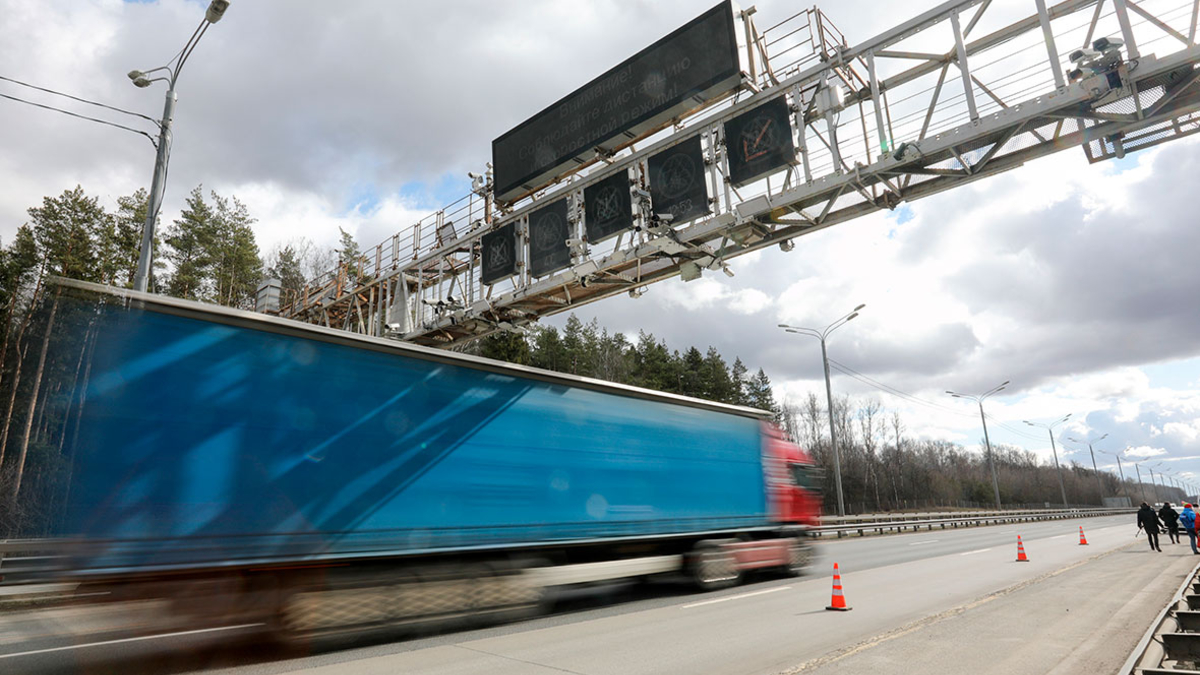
[690,542,740,591]
[782,537,812,577]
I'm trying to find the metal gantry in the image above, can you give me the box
[276,0,1200,348]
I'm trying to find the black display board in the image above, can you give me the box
[583,170,634,243]
[724,97,796,186]
[492,1,740,203]
[527,200,572,278]
[648,135,710,224]
[481,223,518,285]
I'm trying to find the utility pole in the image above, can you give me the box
[947,381,1009,509]
[1024,414,1072,508]
[129,0,231,292]
[1068,433,1108,505]
[779,304,865,517]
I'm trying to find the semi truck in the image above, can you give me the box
[8,279,821,639]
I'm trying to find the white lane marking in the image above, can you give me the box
[1051,534,1071,539]
[908,540,939,546]
[682,586,790,609]
[0,624,263,659]
[961,548,992,556]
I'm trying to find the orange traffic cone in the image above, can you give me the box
[1016,535,1030,562]
[1079,526,1089,546]
[827,562,852,611]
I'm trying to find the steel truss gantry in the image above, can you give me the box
[277,0,1200,348]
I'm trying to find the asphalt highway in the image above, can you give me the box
[1,514,1188,675]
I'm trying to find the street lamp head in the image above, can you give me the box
[1098,433,1108,441]
[132,77,153,88]
[845,312,859,322]
[205,0,230,23]
[127,70,145,81]
[853,304,866,312]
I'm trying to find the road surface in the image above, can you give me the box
[1,514,1192,675]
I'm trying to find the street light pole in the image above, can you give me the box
[947,381,1009,509]
[129,0,231,293]
[1100,450,1132,505]
[1149,463,1164,503]
[1024,414,1072,508]
[779,303,865,518]
[1132,459,1147,503]
[1067,433,1108,505]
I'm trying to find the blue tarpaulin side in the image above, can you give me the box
[60,296,768,571]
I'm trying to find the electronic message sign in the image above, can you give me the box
[492,1,743,204]
[648,135,710,224]
[527,200,572,278]
[583,169,634,243]
[724,97,796,186]
[481,223,518,285]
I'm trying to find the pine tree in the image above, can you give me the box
[700,347,735,403]
[209,193,261,309]
[267,244,307,307]
[338,227,362,285]
[530,326,566,372]
[108,189,153,288]
[478,330,531,365]
[747,368,780,418]
[163,186,217,301]
[680,346,705,397]
[730,357,750,406]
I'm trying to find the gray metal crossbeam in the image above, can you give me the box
[277,0,1200,348]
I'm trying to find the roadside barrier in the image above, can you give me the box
[1119,561,1200,674]
[811,507,1133,539]
[826,562,851,611]
[1016,535,1030,562]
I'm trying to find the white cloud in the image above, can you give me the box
[1127,446,1169,458]
[4,0,1200,487]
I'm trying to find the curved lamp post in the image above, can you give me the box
[947,381,1009,509]
[129,0,231,292]
[1024,414,1072,508]
[779,303,865,517]
[1067,433,1107,505]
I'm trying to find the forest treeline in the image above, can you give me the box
[465,323,1179,515]
[0,185,1170,533]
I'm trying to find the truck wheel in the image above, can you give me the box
[782,537,812,577]
[690,543,740,591]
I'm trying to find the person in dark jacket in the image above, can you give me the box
[1160,502,1182,544]
[1138,502,1163,551]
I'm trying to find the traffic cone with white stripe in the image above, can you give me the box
[826,562,852,611]
[1079,526,1089,546]
[1016,535,1030,562]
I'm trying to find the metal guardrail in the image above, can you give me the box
[1120,561,1200,674]
[812,507,1134,539]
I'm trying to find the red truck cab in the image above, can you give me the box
[763,422,821,527]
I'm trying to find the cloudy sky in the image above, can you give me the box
[3,0,1199,496]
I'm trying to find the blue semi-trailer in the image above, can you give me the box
[22,280,821,637]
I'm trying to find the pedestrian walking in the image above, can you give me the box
[1138,502,1163,552]
[1160,502,1182,544]
[1181,503,1200,555]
